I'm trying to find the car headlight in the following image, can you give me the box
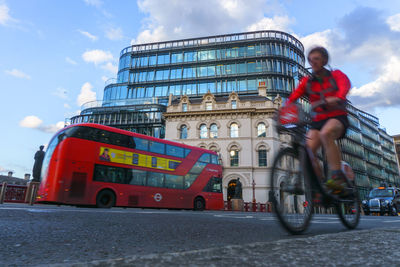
[382,200,389,206]
[362,200,367,205]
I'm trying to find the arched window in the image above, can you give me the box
[180,125,188,139]
[257,122,266,137]
[210,124,218,138]
[200,124,208,139]
[230,123,239,138]
[230,146,239,166]
[258,145,267,167]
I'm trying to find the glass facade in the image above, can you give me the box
[105,30,307,104]
[339,105,400,200]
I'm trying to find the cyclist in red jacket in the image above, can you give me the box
[286,46,351,196]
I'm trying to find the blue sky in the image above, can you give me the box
[1,0,400,177]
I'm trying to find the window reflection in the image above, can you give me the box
[230,146,239,166]
[210,124,218,138]
[257,123,266,137]
[230,123,239,138]
[180,125,188,139]
[200,124,208,139]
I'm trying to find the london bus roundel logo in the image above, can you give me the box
[154,193,162,202]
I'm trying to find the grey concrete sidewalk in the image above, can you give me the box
[49,228,400,267]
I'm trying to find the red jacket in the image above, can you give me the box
[287,69,351,121]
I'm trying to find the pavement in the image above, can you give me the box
[47,227,400,267]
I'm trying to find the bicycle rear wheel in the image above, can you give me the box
[336,178,360,229]
[270,147,313,234]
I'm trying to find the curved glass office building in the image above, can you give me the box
[71,30,308,138]
[107,30,307,104]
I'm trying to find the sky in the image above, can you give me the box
[1,0,400,177]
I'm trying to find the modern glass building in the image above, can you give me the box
[70,30,308,138]
[339,105,400,199]
[69,30,400,199]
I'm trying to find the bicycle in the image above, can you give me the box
[269,103,360,234]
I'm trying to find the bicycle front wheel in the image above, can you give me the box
[270,147,313,234]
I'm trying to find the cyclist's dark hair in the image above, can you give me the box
[307,46,329,66]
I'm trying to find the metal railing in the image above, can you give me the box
[0,182,39,205]
[121,30,304,56]
[80,98,160,111]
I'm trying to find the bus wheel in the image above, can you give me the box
[96,190,116,208]
[194,197,205,211]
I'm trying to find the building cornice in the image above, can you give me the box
[163,108,277,118]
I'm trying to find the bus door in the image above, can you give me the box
[62,161,91,204]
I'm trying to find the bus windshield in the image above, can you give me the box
[40,129,68,181]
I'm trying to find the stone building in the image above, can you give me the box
[164,85,284,203]
[394,134,400,169]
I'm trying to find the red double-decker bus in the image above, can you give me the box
[36,123,223,210]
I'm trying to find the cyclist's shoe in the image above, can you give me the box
[325,170,351,198]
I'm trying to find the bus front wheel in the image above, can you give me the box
[194,197,205,211]
[96,189,116,208]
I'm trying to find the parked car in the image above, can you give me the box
[362,186,400,216]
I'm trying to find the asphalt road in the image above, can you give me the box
[1,203,400,266]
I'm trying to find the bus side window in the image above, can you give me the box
[184,174,197,189]
[127,169,146,186]
[203,177,222,193]
[166,144,184,158]
[147,172,165,187]
[165,174,183,189]
[211,154,218,164]
[199,153,210,163]
[149,141,165,154]
[93,165,107,182]
[134,137,149,151]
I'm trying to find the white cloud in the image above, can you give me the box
[101,62,118,74]
[40,122,65,133]
[132,26,167,44]
[350,56,400,108]
[246,16,294,32]
[5,69,31,79]
[20,115,42,128]
[82,49,113,65]
[20,116,64,133]
[78,29,98,41]
[77,82,97,107]
[65,57,77,65]
[52,87,69,100]
[0,3,16,26]
[84,0,103,8]
[64,103,71,109]
[105,27,123,40]
[387,13,400,32]
[133,0,285,44]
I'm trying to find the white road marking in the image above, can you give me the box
[312,220,340,224]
